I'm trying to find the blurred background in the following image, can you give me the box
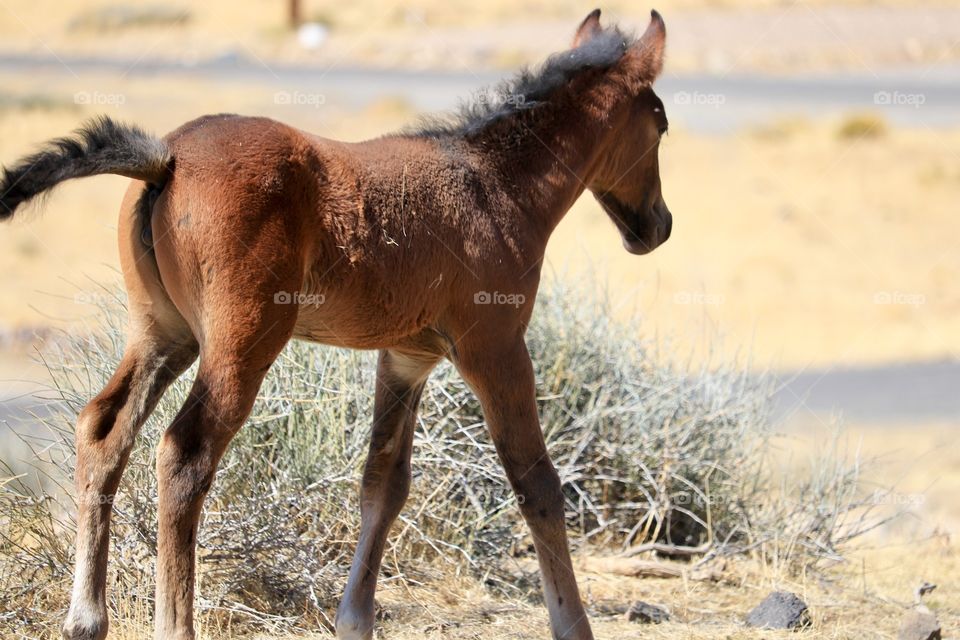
[0,1,957,634]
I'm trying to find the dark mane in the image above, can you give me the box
[410,26,634,139]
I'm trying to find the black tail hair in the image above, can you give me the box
[0,116,170,219]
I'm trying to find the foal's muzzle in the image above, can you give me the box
[597,193,672,256]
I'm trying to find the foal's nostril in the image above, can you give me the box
[662,213,672,242]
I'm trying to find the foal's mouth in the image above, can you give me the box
[596,192,672,255]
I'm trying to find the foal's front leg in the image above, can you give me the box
[336,350,437,640]
[455,338,594,640]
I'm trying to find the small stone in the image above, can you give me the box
[898,609,941,640]
[745,591,811,630]
[625,601,669,624]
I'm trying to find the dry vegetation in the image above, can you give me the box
[4,283,938,639]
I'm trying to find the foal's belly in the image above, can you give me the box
[290,291,438,350]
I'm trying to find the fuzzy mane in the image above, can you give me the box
[410,26,635,139]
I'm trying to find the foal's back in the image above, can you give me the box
[155,113,539,352]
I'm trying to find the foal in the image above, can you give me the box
[0,9,671,640]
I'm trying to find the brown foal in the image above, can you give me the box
[0,9,671,640]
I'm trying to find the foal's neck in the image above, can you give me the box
[477,87,624,238]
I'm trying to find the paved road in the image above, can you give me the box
[773,359,960,426]
[0,52,958,132]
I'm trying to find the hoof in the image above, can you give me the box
[62,614,107,640]
[335,610,374,640]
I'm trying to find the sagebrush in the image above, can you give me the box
[0,281,882,636]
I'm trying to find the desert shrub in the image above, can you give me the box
[68,5,191,32]
[836,112,888,140]
[0,280,885,636]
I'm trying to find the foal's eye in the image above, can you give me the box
[652,105,668,138]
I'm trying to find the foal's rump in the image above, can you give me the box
[145,114,321,344]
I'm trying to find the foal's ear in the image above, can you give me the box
[572,8,603,48]
[629,9,667,83]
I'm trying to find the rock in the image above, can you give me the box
[625,601,670,624]
[898,609,941,640]
[745,591,811,630]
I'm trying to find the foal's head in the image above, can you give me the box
[578,10,672,255]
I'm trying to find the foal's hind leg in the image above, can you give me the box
[336,349,438,640]
[454,337,594,640]
[153,321,295,640]
[62,332,198,640]
[63,184,199,640]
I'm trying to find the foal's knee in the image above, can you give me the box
[75,383,129,446]
[508,458,565,523]
[156,418,226,510]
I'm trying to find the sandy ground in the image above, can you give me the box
[0,1,959,74]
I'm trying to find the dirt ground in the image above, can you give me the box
[46,421,955,640]
[1,0,959,73]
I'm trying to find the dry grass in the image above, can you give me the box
[835,112,888,140]
[50,538,958,640]
[1,283,913,638]
[3,0,953,43]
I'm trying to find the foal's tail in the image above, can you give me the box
[0,116,170,219]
